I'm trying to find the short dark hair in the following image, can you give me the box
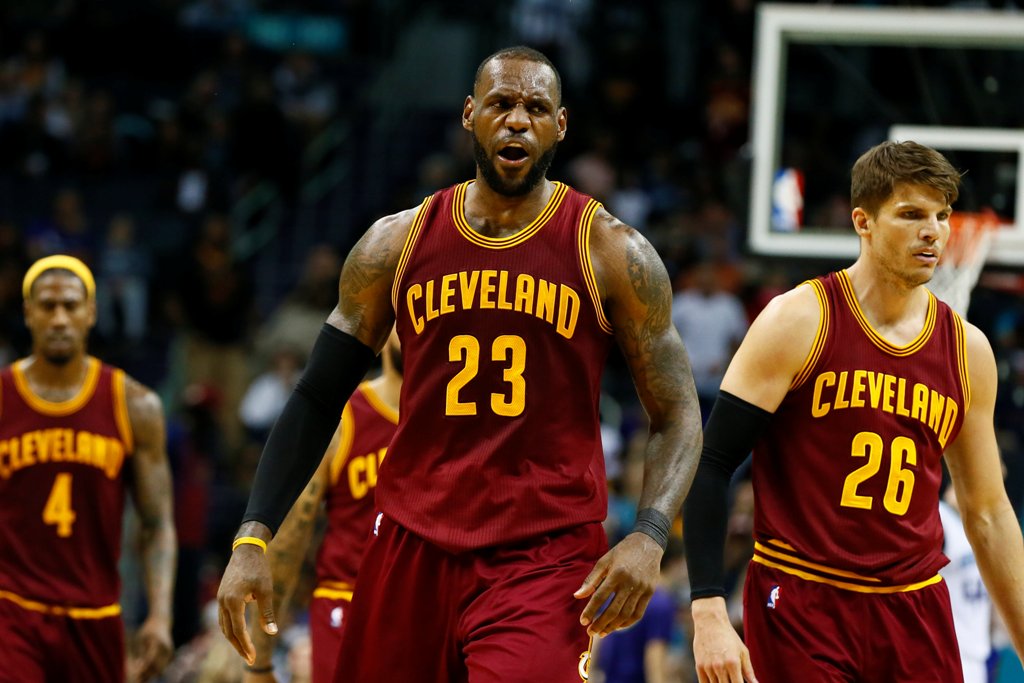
[474,46,562,106]
[851,140,961,217]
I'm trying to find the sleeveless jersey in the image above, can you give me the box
[383,180,614,552]
[752,270,968,589]
[314,383,398,599]
[0,357,133,612]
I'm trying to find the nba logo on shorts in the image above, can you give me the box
[767,585,781,609]
[373,512,383,536]
[330,606,344,629]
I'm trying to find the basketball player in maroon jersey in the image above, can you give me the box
[0,255,176,683]
[242,331,401,683]
[684,141,1024,682]
[217,46,703,683]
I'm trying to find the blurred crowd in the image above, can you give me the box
[3,0,1024,681]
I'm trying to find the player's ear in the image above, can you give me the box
[462,96,475,132]
[851,207,871,236]
[556,106,567,142]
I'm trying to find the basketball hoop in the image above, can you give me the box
[927,209,1001,318]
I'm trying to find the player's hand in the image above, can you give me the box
[574,531,662,637]
[217,541,278,666]
[127,616,174,682]
[691,596,758,683]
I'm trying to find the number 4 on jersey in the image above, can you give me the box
[44,472,76,537]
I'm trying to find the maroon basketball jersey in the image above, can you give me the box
[314,383,397,597]
[0,358,133,611]
[383,181,614,552]
[752,270,968,589]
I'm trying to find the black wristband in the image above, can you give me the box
[632,508,671,550]
[244,664,274,674]
[243,324,376,533]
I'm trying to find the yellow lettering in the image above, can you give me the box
[928,391,946,433]
[882,374,896,414]
[439,274,457,315]
[812,372,836,417]
[348,456,369,500]
[77,432,92,464]
[497,271,513,311]
[536,279,557,323]
[850,370,867,408]
[912,383,929,422]
[938,400,959,447]
[366,452,379,488]
[867,371,884,409]
[91,435,107,468]
[377,447,388,465]
[459,271,480,309]
[10,436,21,471]
[557,286,580,339]
[425,280,440,321]
[896,378,910,417]
[52,430,68,461]
[22,431,37,468]
[406,284,424,335]
[834,372,850,410]
[515,274,535,315]
[480,270,497,309]
[0,440,9,479]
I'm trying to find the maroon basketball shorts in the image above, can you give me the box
[310,594,349,683]
[333,514,607,683]
[743,559,963,683]
[0,594,124,682]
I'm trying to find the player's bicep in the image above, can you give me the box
[327,209,417,352]
[720,285,820,413]
[126,384,173,527]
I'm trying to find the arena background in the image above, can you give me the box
[2,1,1023,681]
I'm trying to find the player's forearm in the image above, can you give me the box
[637,416,701,518]
[965,501,1024,656]
[140,519,177,624]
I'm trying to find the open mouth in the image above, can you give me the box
[497,146,528,162]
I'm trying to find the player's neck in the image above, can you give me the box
[367,372,401,413]
[464,177,554,237]
[844,262,932,339]
[21,353,92,391]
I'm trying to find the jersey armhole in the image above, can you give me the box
[952,312,971,414]
[789,279,829,392]
[391,195,435,315]
[328,402,356,487]
[112,369,135,454]
[576,199,613,335]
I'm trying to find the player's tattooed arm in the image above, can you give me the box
[592,209,702,517]
[326,207,420,352]
[248,439,334,670]
[125,377,177,681]
[575,209,702,638]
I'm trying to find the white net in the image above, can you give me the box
[926,211,999,318]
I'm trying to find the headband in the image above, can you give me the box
[22,255,96,300]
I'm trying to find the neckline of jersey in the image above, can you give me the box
[837,270,937,356]
[12,356,102,416]
[359,381,399,425]
[451,180,567,249]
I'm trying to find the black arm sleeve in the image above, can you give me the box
[682,390,772,601]
[242,324,376,534]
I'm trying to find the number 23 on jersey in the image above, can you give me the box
[446,334,526,417]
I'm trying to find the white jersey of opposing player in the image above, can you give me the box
[939,500,992,683]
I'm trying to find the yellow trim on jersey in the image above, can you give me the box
[312,587,354,601]
[452,181,568,249]
[752,555,943,594]
[953,312,971,413]
[329,402,356,487]
[790,280,829,391]
[837,270,936,356]
[391,195,434,313]
[12,357,101,416]
[360,383,399,425]
[112,369,134,454]
[0,589,121,619]
[754,541,881,582]
[576,200,613,335]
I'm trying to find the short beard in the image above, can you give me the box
[42,351,74,366]
[473,133,557,197]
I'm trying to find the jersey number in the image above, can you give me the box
[446,334,526,417]
[44,473,77,537]
[840,431,917,516]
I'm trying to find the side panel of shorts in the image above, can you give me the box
[743,560,963,683]
[0,597,124,683]
[310,596,348,683]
